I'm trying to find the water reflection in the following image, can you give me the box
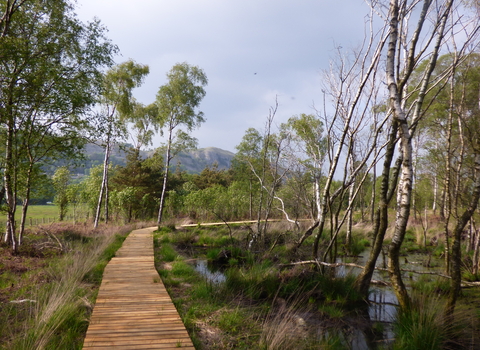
[194,259,226,284]
[369,288,397,323]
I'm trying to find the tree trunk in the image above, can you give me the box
[157,130,172,225]
[346,169,356,248]
[249,176,253,220]
[312,156,343,258]
[4,107,17,253]
[441,59,456,275]
[387,144,413,310]
[295,171,323,249]
[472,224,480,276]
[446,67,480,317]
[94,141,111,228]
[385,0,451,310]
[104,167,109,224]
[446,151,480,318]
[412,133,420,221]
[355,123,400,297]
[433,158,438,215]
[18,165,33,246]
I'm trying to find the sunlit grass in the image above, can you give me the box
[1,223,133,349]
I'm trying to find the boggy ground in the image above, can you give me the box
[154,221,480,350]
[154,222,385,349]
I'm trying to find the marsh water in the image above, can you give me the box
[193,250,445,349]
[194,259,227,284]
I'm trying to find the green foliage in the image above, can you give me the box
[283,113,327,168]
[400,229,422,253]
[66,183,83,221]
[130,102,158,149]
[94,60,150,142]
[81,165,104,217]
[156,62,208,131]
[190,281,218,303]
[432,242,445,258]
[205,245,252,268]
[171,230,197,247]
[103,60,150,118]
[0,0,117,250]
[206,247,222,260]
[193,163,233,190]
[462,270,480,282]
[92,60,150,227]
[314,274,363,306]
[317,333,349,350]
[183,180,253,222]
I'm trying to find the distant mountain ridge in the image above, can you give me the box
[171,147,235,173]
[80,144,234,175]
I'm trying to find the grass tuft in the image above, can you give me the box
[159,243,178,262]
[393,294,446,350]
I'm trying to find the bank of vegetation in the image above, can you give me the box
[0,222,151,349]
[154,222,480,349]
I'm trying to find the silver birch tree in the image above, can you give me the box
[93,60,149,228]
[155,62,207,225]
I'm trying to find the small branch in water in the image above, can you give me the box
[281,260,365,270]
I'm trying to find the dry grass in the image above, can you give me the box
[1,221,155,349]
[260,297,311,350]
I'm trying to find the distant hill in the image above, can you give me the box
[171,147,235,173]
[67,143,130,176]
[72,144,235,175]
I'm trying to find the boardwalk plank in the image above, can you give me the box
[82,227,194,350]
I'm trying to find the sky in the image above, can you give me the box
[76,0,371,153]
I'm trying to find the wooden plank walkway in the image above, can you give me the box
[83,227,194,349]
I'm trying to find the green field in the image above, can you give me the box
[0,205,84,227]
[18,204,61,219]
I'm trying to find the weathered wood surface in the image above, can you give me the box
[83,227,194,349]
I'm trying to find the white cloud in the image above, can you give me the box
[76,0,370,152]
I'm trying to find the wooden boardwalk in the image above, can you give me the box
[83,227,194,349]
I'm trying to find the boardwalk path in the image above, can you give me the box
[83,227,194,349]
